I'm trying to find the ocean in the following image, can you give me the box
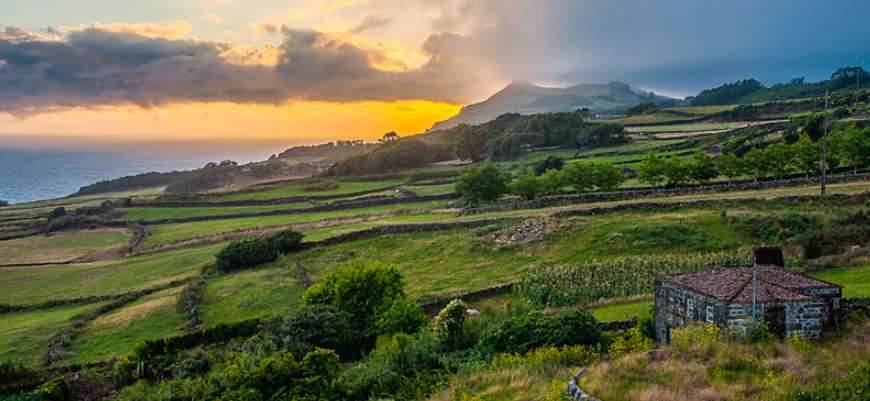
[0,146,284,204]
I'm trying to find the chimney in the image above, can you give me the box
[753,246,784,268]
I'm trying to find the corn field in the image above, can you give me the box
[518,251,752,308]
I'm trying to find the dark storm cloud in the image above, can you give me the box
[0,26,491,115]
[2,0,869,115]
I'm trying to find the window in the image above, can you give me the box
[687,298,694,317]
[706,305,714,323]
[833,298,841,309]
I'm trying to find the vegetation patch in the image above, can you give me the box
[0,229,129,265]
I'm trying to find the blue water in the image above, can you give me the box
[0,147,281,204]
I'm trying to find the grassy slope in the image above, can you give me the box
[68,286,187,364]
[214,180,403,201]
[403,183,456,196]
[117,203,312,221]
[0,302,107,366]
[200,263,304,326]
[140,200,449,249]
[293,209,749,300]
[810,265,870,298]
[0,243,220,305]
[626,122,734,133]
[0,229,129,264]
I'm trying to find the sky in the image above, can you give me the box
[2,0,869,149]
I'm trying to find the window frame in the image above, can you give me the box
[686,297,695,317]
[705,305,714,323]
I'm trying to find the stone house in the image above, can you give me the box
[654,248,842,343]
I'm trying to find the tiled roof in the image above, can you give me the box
[660,265,839,303]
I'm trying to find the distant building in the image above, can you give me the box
[654,247,842,343]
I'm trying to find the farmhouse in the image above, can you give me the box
[654,248,842,343]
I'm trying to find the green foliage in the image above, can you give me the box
[608,327,655,359]
[302,262,405,338]
[478,309,600,355]
[536,169,564,196]
[339,331,447,401]
[375,297,427,336]
[533,156,565,176]
[266,229,304,254]
[637,152,665,187]
[589,162,626,191]
[262,305,357,359]
[787,360,870,401]
[661,155,692,186]
[728,213,821,243]
[796,210,870,258]
[434,300,468,350]
[215,238,278,273]
[328,138,453,176]
[34,378,71,401]
[690,79,765,106]
[627,101,658,115]
[0,360,44,393]
[559,162,596,193]
[840,124,870,169]
[715,152,744,183]
[689,150,718,184]
[456,162,510,206]
[509,174,543,200]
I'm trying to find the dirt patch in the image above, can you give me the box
[90,287,181,329]
[489,218,559,245]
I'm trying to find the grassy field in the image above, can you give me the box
[0,229,130,264]
[665,105,736,115]
[139,200,449,249]
[612,111,700,125]
[214,179,404,201]
[810,265,870,298]
[0,302,108,367]
[403,183,456,196]
[0,243,220,306]
[68,286,187,364]
[117,203,312,221]
[590,300,654,322]
[200,263,304,326]
[626,122,734,133]
[293,209,750,300]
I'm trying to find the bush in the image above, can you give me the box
[456,162,510,206]
[263,305,357,359]
[788,360,870,401]
[214,238,278,272]
[0,361,44,393]
[267,229,304,254]
[302,262,404,339]
[433,300,469,350]
[375,297,427,336]
[34,379,71,401]
[510,174,543,200]
[533,156,565,176]
[478,309,601,355]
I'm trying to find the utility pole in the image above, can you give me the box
[820,90,829,202]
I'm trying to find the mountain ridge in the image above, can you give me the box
[428,80,676,131]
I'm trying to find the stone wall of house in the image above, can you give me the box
[654,280,726,343]
[784,301,825,339]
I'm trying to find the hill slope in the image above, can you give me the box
[429,81,675,131]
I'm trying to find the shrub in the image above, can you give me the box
[608,327,655,359]
[215,238,278,272]
[533,156,565,176]
[34,378,71,401]
[266,229,304,254]
[478,309,601,355]
[302,262,404,338]
[47,207,66,220]
[375,297,427,336]
[433,300,468,350]
[788,360,870,401]
[456,162,510,206]
[510,174,542,200]
[263,305,357,359]
[0,361,44,393]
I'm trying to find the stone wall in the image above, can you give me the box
[654,280,726,343]
[566,368,601,401]
[784,301,824,339]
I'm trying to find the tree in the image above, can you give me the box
[792,134,820,177]
[765,142,795,179]
[215,238,279,272]
[374,297,426,336]
[453,126,490,162]
[302,262,405,337]
[637,152,666,188]
[662,155,692,187]
[267,229,304,254]
[743,147,772,182]
[536,168,564,196]
[433,299,468,350]
[379,131,400,142]
[510,174,542,200]
[455,162,510,206]
[840,125,870,171]
[716,152,744,184]
[560,162,596,193]
[590,162,626,191]
[689,151,718,184]
[533,155,565,176]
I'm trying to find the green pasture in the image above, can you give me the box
[403,183,457,196]
[0,243,221,306]
[68,286,187,364]
[0,302,108,367]
[117,203,312,222]
[665,105,737,115]
[810,265,870,298]
[200,264,304,326]
[0,229,130,265]
[214,179,404,201]
[613,111,700,125]
[626,122,735,133]
[590,300,654,322]
[140,200,449,249]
